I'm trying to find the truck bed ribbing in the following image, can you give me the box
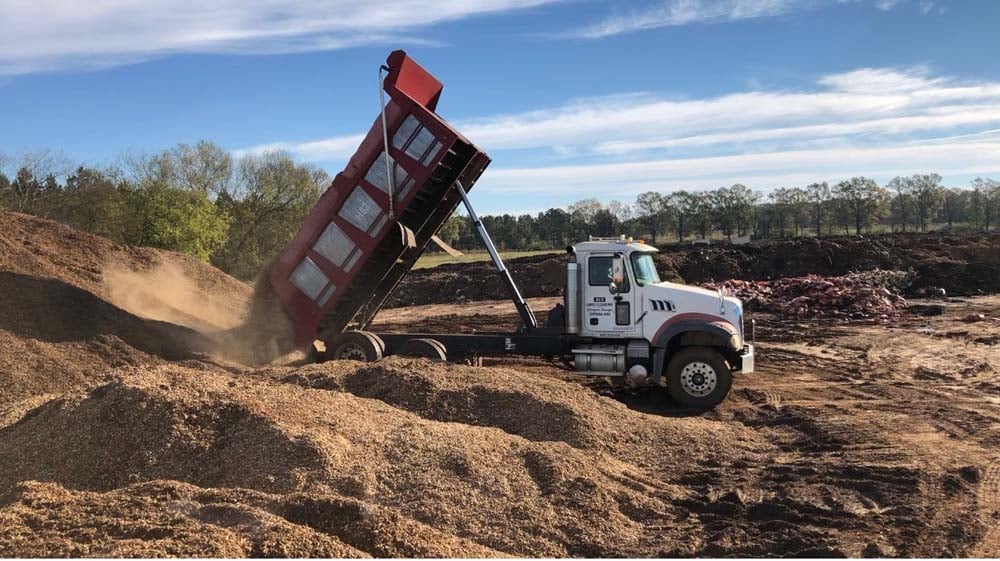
[267,50,491,347]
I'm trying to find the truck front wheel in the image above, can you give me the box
[665,347,732,409]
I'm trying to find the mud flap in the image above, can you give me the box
[652,347,666,386]
[737,344,755,373]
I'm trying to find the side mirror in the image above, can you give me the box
[609,255,625,295]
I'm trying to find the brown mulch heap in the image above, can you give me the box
[706,269,914,320]
[0,212,250,407]
[0,361,757,557]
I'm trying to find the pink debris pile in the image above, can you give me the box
[706,269,914,320]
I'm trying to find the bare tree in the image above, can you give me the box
[606,200,633,224]
[170,140,234,196]
[887,176,914,233]
[2,150,73,215]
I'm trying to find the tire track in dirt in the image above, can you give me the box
[971,460,1000,557]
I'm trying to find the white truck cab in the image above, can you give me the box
[563,236,754,408]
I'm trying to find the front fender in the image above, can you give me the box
[650,315,741,385]
[652,314,740,351]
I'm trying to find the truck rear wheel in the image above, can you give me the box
[328,331,384,362]
[398,338,447,361]
[665,347,732,410]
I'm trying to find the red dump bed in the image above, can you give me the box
[268,50,491,346]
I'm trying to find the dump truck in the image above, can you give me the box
[266,50,753,409]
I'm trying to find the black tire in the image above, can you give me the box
[398,338,448,361]
[328,331,383,362]
[665,347,732,410]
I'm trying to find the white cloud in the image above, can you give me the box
[233,134,367,161]
[247,66,1000,158]
[563,0,802,39]
[0,0,556,75]
[562,0,941,39]
[875,0,907,10]
[240,65,1000,199]
[479,141,1000,195]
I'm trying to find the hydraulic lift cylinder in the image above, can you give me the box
[456,181,538,331]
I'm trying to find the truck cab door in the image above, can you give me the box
[582,253,639,338]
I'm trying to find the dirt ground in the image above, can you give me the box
[374,295,1000,557]
[1,211,998,557]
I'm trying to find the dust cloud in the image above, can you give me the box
[103,261,243,332]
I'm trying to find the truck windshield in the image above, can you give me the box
[631,253,661,285]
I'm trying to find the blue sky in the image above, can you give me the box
[1,0,999,214]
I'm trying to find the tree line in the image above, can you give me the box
[3,142,998,277]
[0,141,327,280]
[438,175,1000,251]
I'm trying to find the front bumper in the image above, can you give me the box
[736,344,754,373]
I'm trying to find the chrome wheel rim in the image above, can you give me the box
[336,342,367,361]
[680,361,717,397]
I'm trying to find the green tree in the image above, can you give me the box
[970,177,1000,230]
[666,190,695,241]
[436,215,465,246]
[806,182,831,237]
[212,151,324,278]
[634,191,665,243]
[122,183,231,260]
[769,187,793,237]
[591,208,619,237]
[787,187,810,236]
[514,214,538,248]
[833,177,889,234]
[712,184,759,240]
[690,191,715,239]
[64,166,127,239]
[939,188,967,228]
[907,173,945,232]
[537,208,570,248]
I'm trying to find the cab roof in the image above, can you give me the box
[573,239,659,254]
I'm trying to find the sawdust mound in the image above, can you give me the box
[280,358,749,458]
[0,212,249,312]
[0,362,755,556]
[0,481,364,558]
[0,212,250,406]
